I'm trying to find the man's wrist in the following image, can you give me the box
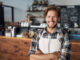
[49,53,57,59]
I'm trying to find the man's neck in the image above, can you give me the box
[47,26,57,34]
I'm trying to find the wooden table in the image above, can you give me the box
[0,36,80,60]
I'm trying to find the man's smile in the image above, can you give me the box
[48,21,56,26]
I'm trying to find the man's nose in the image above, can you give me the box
[50,17,53,21]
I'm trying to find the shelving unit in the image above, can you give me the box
[27,0,48,24]
[27,10,45,12]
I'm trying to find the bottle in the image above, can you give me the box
[32,0,38,11]
[12,27,16,37]
[39,0,42,5]
[44,0,48,6]
[33,0,38,5]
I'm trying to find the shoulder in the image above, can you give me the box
[58,28,69,38]
[61,29,69,40]
[33,29,44,38]
[60,28,69,35]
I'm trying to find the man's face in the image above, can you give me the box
[45,10,59,28]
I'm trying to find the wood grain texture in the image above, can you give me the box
[0,36,32,60]
[0,36,80,60]
[71,40,80,60]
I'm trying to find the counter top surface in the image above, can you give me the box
[0,36,80,60]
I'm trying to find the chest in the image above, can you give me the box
[39,34,62,54]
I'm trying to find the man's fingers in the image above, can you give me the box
[53,52,61,58]
[35,50,43,54]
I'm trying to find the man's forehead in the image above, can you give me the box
[46,10,58,15]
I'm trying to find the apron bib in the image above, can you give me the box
[39,33,61,54]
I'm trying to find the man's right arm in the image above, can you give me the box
[30,53,55,60]
[28,31,41,56]
[30,50,61,60]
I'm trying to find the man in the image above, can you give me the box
[28,5,71,60]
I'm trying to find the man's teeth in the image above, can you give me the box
[49,22,54,24]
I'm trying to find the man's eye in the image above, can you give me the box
[47,16,57,18]
[47,16,50,18]
[52,16,56,18]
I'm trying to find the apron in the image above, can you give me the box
[39,33,61,54]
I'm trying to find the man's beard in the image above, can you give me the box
[47,23,57,29]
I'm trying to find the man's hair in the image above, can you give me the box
[44,5,60,17]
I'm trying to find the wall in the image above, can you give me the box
[0,0,80,22]
[0,0,33,22]
[49,0,80,5]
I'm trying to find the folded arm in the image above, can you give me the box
[30,50,61,60]
[59,31,71,60]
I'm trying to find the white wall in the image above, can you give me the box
[0,0,80,22]
[0,0,2,2]
[1,0,33,22]
[49,0,80,5]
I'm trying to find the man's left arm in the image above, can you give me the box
[59,32,71,60]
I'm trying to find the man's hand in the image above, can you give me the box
[53,52,61,58]
[35,50,43,54]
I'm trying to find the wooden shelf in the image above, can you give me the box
[27,10,44,12]
[30,16,44,18]
[10,22,21,27]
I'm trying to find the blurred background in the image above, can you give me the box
[0,0,80,60]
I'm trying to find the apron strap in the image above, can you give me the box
[39,31,44,38]
[57,33,60,40]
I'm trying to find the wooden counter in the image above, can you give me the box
[0,36,32,60]
[70,40,80,60]
[0,36,80,60]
